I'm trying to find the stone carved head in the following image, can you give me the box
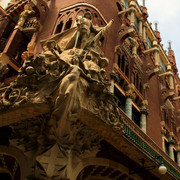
[24,4,33,11]
[83,12,92,20]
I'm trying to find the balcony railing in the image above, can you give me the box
[118,108,180,179]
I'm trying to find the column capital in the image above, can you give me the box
[129,0,137,6]
[152,38,159,46]
[140,100,148,108]
[140,108,149,115]
[139,17,144,21]
[168,132,175,144]
[143,22,148,27]
[166,63,173,71]
[140,100,149,115]
[125,84,136,99]
[110,72,119,82]
[129,7,136,12]
[169,139,175,145]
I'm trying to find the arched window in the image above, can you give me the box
[125,64,129,78]
[64,18,72,30]
[140,82,142,94]
[121,55,125,72]
[118,55,121,68]
[164,110,170,127]
[116,2,122,11]
[0,173,12,180]
[99,37,104,46]
[55,21,63,34]
[136,73,139,89]
[132,72,135,85]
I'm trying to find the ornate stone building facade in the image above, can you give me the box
[0,0,179,179]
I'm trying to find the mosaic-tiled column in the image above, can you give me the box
[166,63,174,90]
[177,142,180,166]
[129,0,136,26]
[125,84,136,119]
[110,72,119,93]
[140,108,148,134]
[138,17,143,38]
[168,135,175,161]
[142,23,147,42]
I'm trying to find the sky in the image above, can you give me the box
[0,0,180,72]
[137,0,180,73]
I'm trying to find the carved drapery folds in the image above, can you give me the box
[0,13,124,179]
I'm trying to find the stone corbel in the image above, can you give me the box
[118,26,135,46]
[114,45,123,55]
[173,96,180,101]
[158,71,173,77]
[159,69,174,90]
[143,47,159,54]
[144,63,159,81]
[118,7,136,17]
[143,44,160,67]
[128,37,139,56]
[160,89,175,104]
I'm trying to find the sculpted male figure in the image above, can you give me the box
[75,12,98,49]
[16,4,35,28]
